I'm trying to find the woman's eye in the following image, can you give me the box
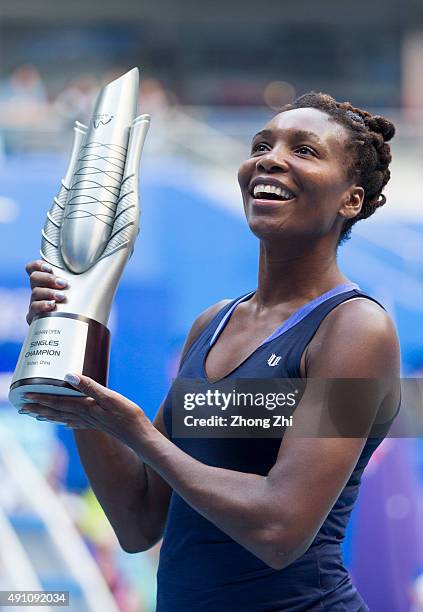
[251,142,269,154]
[296,145,315,156]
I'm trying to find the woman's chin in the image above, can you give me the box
[246,216,292,241]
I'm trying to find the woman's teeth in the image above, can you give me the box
[253,184,295,200]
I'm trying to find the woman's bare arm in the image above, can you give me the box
[131,298,400,567]
[25,261,399,568]
[24,258,230,552]
[72,298,231,552]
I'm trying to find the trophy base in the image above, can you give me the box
[9,313,110,410]
[9,378,85,410]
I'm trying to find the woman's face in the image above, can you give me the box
[238,107,363,244]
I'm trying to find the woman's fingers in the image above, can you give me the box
[31,287,67,303]
[64,373,112,408]
[23,393,98,417]
[27,287,67,320]
[26,300,57,324]
[25,260,51,276]
[25,259,52,276]
[19,403,90,428]
[28,270,70,291]
[28,287,66,317]
[64,373,142,415]
[25,375,129,417]
[22,378,145,448]
[25,260,70,324]
[25,259,70,290]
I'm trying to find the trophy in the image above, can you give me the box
[9,68,150,409]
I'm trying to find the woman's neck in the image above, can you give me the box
[254,238,349,308]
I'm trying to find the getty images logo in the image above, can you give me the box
[267,353,281,367]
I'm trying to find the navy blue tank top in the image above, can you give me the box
[158,283,395,611]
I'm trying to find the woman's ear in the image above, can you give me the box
[338,186,365,220]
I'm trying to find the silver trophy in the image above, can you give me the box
[9,68,150,409]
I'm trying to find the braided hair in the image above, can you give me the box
[281,92,395,244]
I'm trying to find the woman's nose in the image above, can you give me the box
[255,150,289,173]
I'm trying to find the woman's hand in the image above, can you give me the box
[20,373,150,451]
[25,259,70,325]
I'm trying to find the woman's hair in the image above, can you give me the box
[281,92,396,244]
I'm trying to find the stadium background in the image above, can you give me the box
[0,1,423,610]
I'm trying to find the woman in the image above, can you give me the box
[22,92,400,611]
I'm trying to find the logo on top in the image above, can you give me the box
[267,353,282,367]
[93,114,114,128]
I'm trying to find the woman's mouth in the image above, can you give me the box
[250,183,296,205]
[253,184,295,200]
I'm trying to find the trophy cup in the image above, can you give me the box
[9,68,150,409]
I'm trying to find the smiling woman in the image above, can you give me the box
[22,91,400,612]
[239,92,394,247]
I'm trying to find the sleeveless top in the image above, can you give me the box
[157,283,397,612]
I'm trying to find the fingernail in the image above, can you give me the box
[22,411,38,418]
[54,291,66,301]
[64,373,80,386]
[41,263,52,272]
[55,277,69,288]
[47,300,56,307]
[36,416,47,421]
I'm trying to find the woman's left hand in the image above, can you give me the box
[20,373,150,450]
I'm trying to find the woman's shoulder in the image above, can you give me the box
[323,295,397,339]
[193,298,234,331]
[180,298,233,362]
[305,295,400,378]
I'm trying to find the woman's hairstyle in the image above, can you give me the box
[281,92,395,244]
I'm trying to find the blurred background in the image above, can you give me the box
[0,0,422,610]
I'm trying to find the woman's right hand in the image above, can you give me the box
[25,260,70,325]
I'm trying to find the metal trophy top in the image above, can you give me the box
[39,67,150,326]
[61,68,139,274]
